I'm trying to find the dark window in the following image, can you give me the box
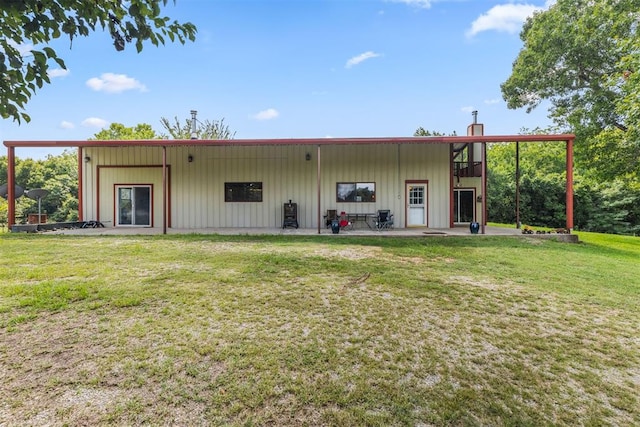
[225,182,263,202]
[336,182,375,202]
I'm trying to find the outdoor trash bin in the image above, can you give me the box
[331,219,340,234]
[470,222,480,234]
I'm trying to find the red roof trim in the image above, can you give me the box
[4,134,575,148]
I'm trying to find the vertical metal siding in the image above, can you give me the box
[83,143,452,229]
[85,146,164,227]
[401,144,450,227]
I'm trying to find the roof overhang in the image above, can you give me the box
[4,134,575,149]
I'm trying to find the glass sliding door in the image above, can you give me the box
[133,187,151,225]
[453,189,475,223]
[116,185,152,226]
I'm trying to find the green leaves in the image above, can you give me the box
[503,0,637,127]
[0,0,197,123]
[89,123,162,141]
[0,150,79,222]
[159,116,236,140]
[501,0,640,185]
[486,132,640,234]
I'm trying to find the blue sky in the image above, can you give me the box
[2,0,555,159]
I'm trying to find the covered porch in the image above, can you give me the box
[4,134,575,235]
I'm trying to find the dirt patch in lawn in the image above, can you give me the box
[0,309,225,425]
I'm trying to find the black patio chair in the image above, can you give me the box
[324,209,338,228]
[375,210,394,230]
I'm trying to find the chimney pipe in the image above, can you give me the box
[190,110,198,140]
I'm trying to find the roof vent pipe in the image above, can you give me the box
[190,110,198,140]
[472,110,478,125]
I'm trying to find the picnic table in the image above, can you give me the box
[340,212,376,230]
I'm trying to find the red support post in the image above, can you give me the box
[515,141,520,229]
[7,147,15,228]
[162,146,167,235]
[566,138,574,231]
[449,144,455,228]
[481,142,487,234]
[77,149,84,221]
[317,145,321,234]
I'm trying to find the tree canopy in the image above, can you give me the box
[0,151,79,225]
[160,116,236,140]
[90,123,161,140]
[0,0,196,123]
[501,0,640,181]
[487,138,640,235]
[88,118,236,140]
[413,127,456,137]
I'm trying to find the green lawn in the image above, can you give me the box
[1,233,639,426]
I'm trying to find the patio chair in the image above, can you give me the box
[375,210,394,230]
[324,209,338,228]
[339,211,352,230]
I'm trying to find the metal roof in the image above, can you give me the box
[4,134,575,149]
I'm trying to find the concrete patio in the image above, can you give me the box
[43,224,578,242]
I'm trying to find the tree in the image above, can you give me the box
[501,0,640,181]
[413,127,456,137]
[1,151,79,223]
[90,123,161,140]
[160,116,236,140]
[1,0,196,123]
[614,36,640,176]
[486,136,640,234]
[38,151,79,222]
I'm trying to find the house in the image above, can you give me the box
[3,121,575,234]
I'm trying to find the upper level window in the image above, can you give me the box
[225,182,263,202]
[336,182,375,202]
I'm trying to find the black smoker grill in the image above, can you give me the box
[283,200,299,229]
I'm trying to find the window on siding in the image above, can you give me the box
[336,182,376,202]
[225,182,263,202]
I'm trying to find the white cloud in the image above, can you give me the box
[251,108,279,121]
[461,106,476,113]
[81,117,108,128]
[49,68,70,78]
[466,3,542,38]
[7,41,34,56]
[59,121,75,129]
[484,98,501,105]
[346,51,382,69]
[387,0,432,9]
[86,73,147,93]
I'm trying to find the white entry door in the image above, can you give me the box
[406,183,428,227]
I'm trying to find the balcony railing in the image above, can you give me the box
[454,161,482,178]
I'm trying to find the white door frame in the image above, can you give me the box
[405,181,428,227]
[115,185,153,227]
[453,188,476,224]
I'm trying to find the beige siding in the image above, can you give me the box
[400,144,451,227]
[83,147,163,225]
[98,167,164,227]
[320,145,400,217]
[169,145,317,228]
[83,143,454,229]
